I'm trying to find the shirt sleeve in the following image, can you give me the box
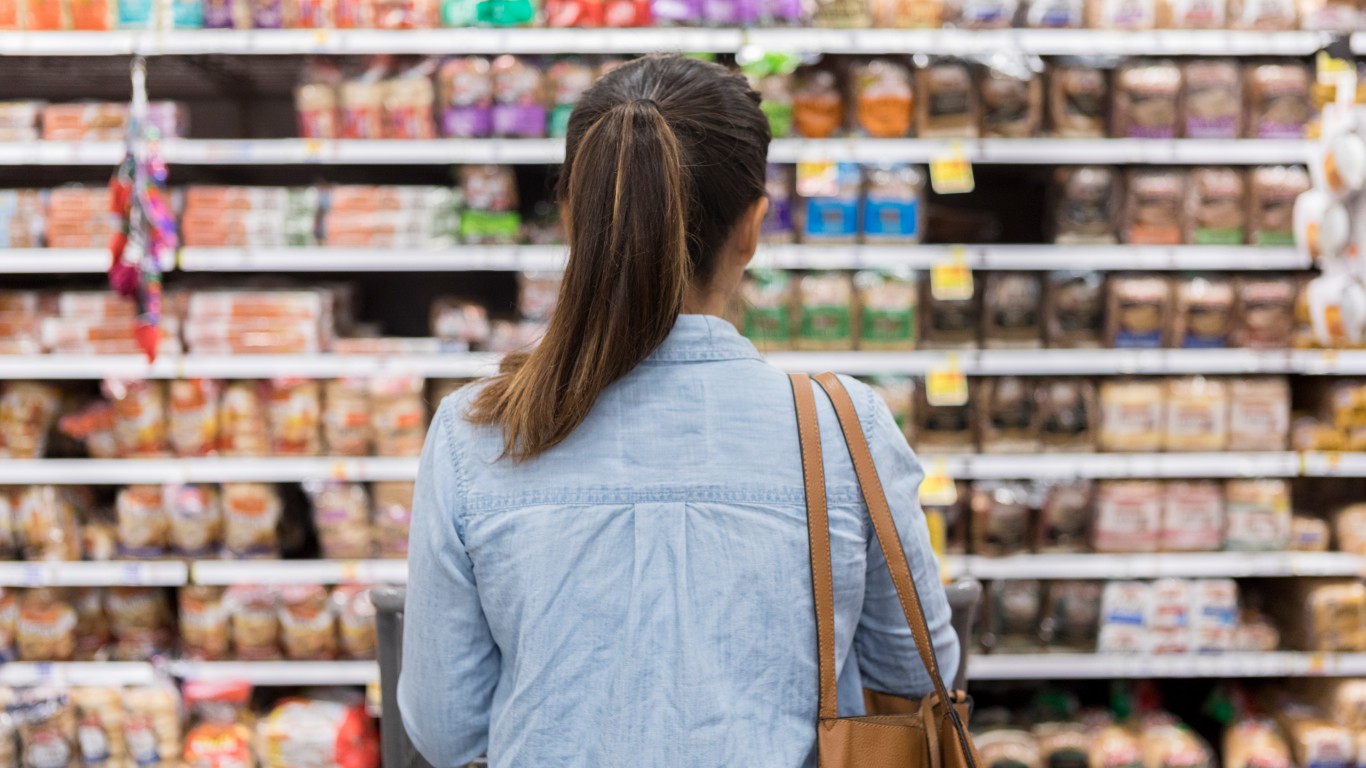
[398,399,500,766]
[848,380,961,697]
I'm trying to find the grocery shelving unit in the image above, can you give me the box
[970,653,1366,680]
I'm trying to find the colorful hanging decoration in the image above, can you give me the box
[108,56,178,363]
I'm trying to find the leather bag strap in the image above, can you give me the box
[811,372,976,765]
[789,373,839,721]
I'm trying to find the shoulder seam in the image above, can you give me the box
[436,398,472,536]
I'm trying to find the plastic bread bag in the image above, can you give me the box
[1163,376,1229,452]
[978,54,1044,138]
[57,401,118,460]
[853,59,913,138]
[334,585,378,660]
[1044,270,1105,347]
[862,164,924,244]
[278,584,338,661]
[17,486,81,562]
[306,481,373,560]
[10,687,76,768]
[264,379,321,457]
[1047,59,1110,138]
[72,687,126,768]
[71,587,110,661]
[382,60,437,141]
[914,384,976,455]
[970,481,1033,556]
[1160,480,1224,552]
[1227,377,1290,451]
[741,270,794,350]
[106,586,173,661]
[1093,480,1162,552]
[975,730,1042,768]
[1025,0,1083,25]
[952,0,1020,26]
[256,693,378,768]
[809,0,870,26]
[1111,60,1180,138]
[321,379,372,456]
[918,276,981,350]
[1232,276,1297,349]
[371,377,426,457]
[221,483,282,560]
[1172,276,1235,349]
[295,58,342,140]
[181,680,256,768]
[437,56,493,139]
[762,165,796,243]
[218,381,267,457]
[168,379,221,458]
[1106,274,1171,349]
[792,64,844,139]
[224,584,281,661]
[338,60,387,140]
[1123,169,1185,246]
[854,269,917,351]
[1228,0,1295,26]
[122,685,182,768]
[1224,478,1291,551]
[915,58,978,138]
[167,484,222,559]
[870,0,945,27]
[1247,166,1310,247]
[1038,379,1098,452]
[373,481,414,559]
[0,489,18,561]
[489,55,546,139]
[978,377,1042,454]
[1186,168,1247,246]
[793,272,855,351]
[0,381,59,460]
[982,272,1043,349]
[17,588,76,662]
[1163,0,1226,27]
[180,585,230,661]
[1141,715,1214,768]
[1097,581,1151,652]
[115,485,170,559]
[1224,718,1292,768]
[1182,60,1241,139]
[1289,515,1330,551]
[1246,61,1312,139]
[798,163,861,244]
[1039,581,1102,650]
[1035,480,1093,552]
[982,580,1043,650]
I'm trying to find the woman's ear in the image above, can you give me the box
[735,197,770,268]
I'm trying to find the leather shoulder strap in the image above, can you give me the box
[813,372,975,761]
[788,373,839,721]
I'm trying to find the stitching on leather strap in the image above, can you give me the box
[790,373,838,722]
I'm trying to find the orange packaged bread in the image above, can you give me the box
[792,66,845,139]
[264,380,321,457]
[853,59,913,138]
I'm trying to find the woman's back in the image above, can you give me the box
[399,314,959,767]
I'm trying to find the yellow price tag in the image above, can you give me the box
[930,246,973,301]
[796,160,839,197]
[926,355,969,407]
[339,561,361,582]
[929,142,975,195]
[919,459,958,509]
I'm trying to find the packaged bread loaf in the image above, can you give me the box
[762,165,796,243]
[1161,480,1224,551]
[307,482,372,560]
[1038,379,1098,452]
[0,382,59,460]
[971,481,1034,557]
[955,0,1022,26]
[1227,377,1290,450]
[278,584,337,661]
[1099,379,1164,452]
[1333,503,1366,554]
[982,273,1043,349]
[218,381,267,457]
[1052,167,1119,244]
[1225,718,1292,768]
[334,585,378,660]
[1165,0,1227,27]
[1026,0,1085,25]
[980,57,1043,138]
[1172,277,1234,349]
[106,586,173,661]
[1290,515,1330,551]
[984,580,1043,650]
[168,379,220,458]
[371,377,425,456]
[1228,0,1296,26]
[976,730,1042,768]
[1146,580,1194,654]
[854,270,917,350]
[1040,582,1102,649]
[853,59,913,138]
[915,60,978,138]
[179,585,230,660]
[1036,481,1093,552]
[979,377,1041,453]
[869,0,946,26]
[1094,480,1162,552]
[116,485,169,559]
[1277,711,1353,768]
[1048,60,1107,138]
[792,66,844,139]
[73,687,126,768]
[0,588,17,661]
[919,278,980,349]
[1248,166,1310,246]
[373,481,414,559]
[1098,581,1151,652]
[18,588,76,661]
[1187,168,1247,246]
[915,386,976,454]
[861,164,924,243]
[1044,271,1105,347]
[167,484,222,558]
[1106,276,1170,349]
[263,379,320,457]
[1246,62,1311,139]
[16,486,81,562]
[798,163,861,244]
[795,272,855,351]
[1141,715,1213,767]
[1122,170,1185,245]
[71,588,108,661]
[122,685,181,768]
[1088,0,1156,26]
[1180,60,1241,139]
[1225,478,1290,551]
[13,687,76,768]
[1112,61,1180,137]
[1232,276,1296,348]
[221,483,281,559]
[224,584,281,660]
[102,379,168,458]
[1163,376,1228,452]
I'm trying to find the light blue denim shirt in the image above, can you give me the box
[399,314,958,767]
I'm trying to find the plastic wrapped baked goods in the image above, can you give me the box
[870,0,946,26]
[71,588,108,661]
[1163,377,1228,451]
[915,60,978,138]
[795,272,854,351]
[1040,582,1102,649]
[12,687,76,768]
[1186,168,1246,245]
[1228,0,1295,26]
[18,589,76,661]
[980,57,1043,138]
[1165,0,1227,26]
[221,483,282,559]
[123,685,181,768]
[334,586,378,660]
[218,381,267,457]
[1052,167,1119,244]
[373,481,413,559]
[1225,719,1292,768]
[1112,61,1179,137]
[1026,0,1084,25]
[854,269,917,350]
[371,377,425,456]
[792,67,844,139]
[1161,480,1224,551]
[1098,581,1150,652]
[73,687,126,768]
[1036,481,1093,552]
[0,588,17,661]
[982,273,1043,349]
[57,401,118,460]
[984,580,1043,650]
[1182,61,1241,139]
[1279,580,1366,650]
[861,164,924,243]
[1246,62,1311,139]
[437,57,493,138]
[979,378,1041,453]
[1045,271,1105,347]
[489,56,546,139]
[1248,166,1310,246]
[180,586,230,660]
[1232,277,1297,348]
[971,481,1033,556]
[853,59,913,138]
[264,380,321,457]
[116,485,169,559]
[954,0,1021,26]
[0,490,16,561]
[919,278,981,349]
[169,379,220,458]
[1172,277,1234,349]
[1141,715,1213,768]
[976,730,1041,768]
[321,380,372,457]
[102,380,168,458]
[279,585,337,661]
[1094,480,1162,552]
[167,484,222,558]
[1334,503,1366,554]
[1088,0,1156,26]
[1225,478,1290,551]
[307,482,372,560]
[1194,580,1237,653]
[1099,379,1165,452]
[182,680,256,768]
[1038,379,1098,452]
[799,163,861,243]
[1228,377,1290,451]
[256,695,379,768]
[1047,61,1107,138]
[1122,170,1185,245]
[16,486,81,562]
[224,584,281,660]
[915,387,976,455]
[107,587,173,661]
[1290,515,1330,551]
[0,381,59,460]
[1106,275,1170,349]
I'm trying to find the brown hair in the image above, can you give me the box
[467,55,771,460]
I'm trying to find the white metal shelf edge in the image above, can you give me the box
[170,660,379,686]
[0,662,158,687]
[952,551,1365,580]
[969,652,1366,679]
[933,451,1299,479]
[178,245,569,272]
[0,457,420,484]
[192,559,408,585]
[0,561,187,586]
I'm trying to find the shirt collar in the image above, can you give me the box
[644,314,763,364]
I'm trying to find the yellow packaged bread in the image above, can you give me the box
[1333,503,1366,554]
[1223,718,1290,768]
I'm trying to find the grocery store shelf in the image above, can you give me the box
[170,660,379,686]
[178,245,568,272]
[0,249,109,273]
[0,457,420,484]
[0,353,500,380]
[0,561,187,586]
[192,559,407,585]
[932,451,1299,479]
[0,29,1330,57]
[753,244,1308,272]
[0,662,157,687]
[1302,451,1366,477]
[951,551,1364,580]
[969,652,1366,680]
[0,138,1309,166]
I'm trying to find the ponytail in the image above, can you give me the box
[467,98,691,461]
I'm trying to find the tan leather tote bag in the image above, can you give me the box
[790,372,982,768]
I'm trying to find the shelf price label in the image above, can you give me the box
[920,459,957,508]
[929,142,974,195]
[931,246,973,301]
[925,354,969,407]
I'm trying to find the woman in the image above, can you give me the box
[399,54,958,767]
